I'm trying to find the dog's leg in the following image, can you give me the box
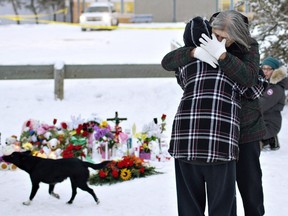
[67,179,77,204]
[78,183,100,204]
[23,182,40,205]
[23,200,32,206]
[49,184,60,199]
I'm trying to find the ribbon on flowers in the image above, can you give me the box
[70,136,87,146]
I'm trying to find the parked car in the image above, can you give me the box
[79,2,119,31]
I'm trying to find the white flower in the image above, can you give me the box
[31,135,38,142]
[142,121,162,139]
[69,115,85,129]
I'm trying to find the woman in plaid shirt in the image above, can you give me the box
[162,11,265,216]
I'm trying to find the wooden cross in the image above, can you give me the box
[107,112,128,143]
[107,111,127,127]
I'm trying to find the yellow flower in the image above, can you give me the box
[22,142,33,150]
[34,151,47,158]
[141,133,147,141]
[100,121,108,128]
[134,132,147,141]
[70,130,76,136]
[120,168,132,181]
[143,143,149,149]
[133,132,141,139]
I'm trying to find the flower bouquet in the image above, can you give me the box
[94,121,116,159]
[89,155,161,185]
[61,143,86,159]
[136,114,167,159]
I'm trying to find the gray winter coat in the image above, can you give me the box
[259,66,288,139]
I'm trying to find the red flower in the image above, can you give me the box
[62,150,74,158]
[53,118,57,125]
[61,122,68,129]
[26,120,31,127]
[74,145,82,150]
[82,123,88,131]
[112,169,119,178]
[124,158,134,167]
[161,114,167,121]
[99,170,107,178]
[61,143,85,159]
[139,167,145,174]
[76,124,83,134]
[117,160,125,169]
[82,131,89,137]
[66,144,74,151]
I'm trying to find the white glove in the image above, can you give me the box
[199,33,226,60]
[193,47,219,68]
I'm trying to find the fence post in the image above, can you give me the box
[54,62,65,100]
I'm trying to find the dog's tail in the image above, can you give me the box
[84,160,111,170]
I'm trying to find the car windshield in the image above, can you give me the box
[86,6,109,13]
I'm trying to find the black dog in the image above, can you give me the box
[3,151,110,205]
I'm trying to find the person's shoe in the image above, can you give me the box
[260,139,270,151]
[269,136,280,150]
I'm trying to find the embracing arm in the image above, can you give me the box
[218,40,260,87]
[161,47,193,71]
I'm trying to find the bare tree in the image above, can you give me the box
[24,0,49,24]
[40,0,65,22]
[0,0,23,24]
[249,0,288,63]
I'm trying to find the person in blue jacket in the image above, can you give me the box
[260,57,288,150]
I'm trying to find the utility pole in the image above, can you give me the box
[172,0,176,22]
[69,0,74,23]
[77,0,80,19]
[82,0,86,13]
[121,0,124,14]
[230,0,234,10]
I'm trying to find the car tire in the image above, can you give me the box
[112,18,119,26]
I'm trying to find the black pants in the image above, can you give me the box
[236,141,265,216]
[175,159,236,216]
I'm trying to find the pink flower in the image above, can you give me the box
[119,132,129,144]
[37,127,47,135]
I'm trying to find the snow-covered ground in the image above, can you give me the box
[0,23,287,216]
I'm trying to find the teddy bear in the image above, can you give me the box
[5,135,21,151]
[0,135,20,170]
[42,138,62,159]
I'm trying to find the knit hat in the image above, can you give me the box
[183,16,212,47]
[261,57,280,70]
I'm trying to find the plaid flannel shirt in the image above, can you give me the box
[169,60,241,162]
[161,39,266,144]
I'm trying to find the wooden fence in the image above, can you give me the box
[0,64,174,100]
